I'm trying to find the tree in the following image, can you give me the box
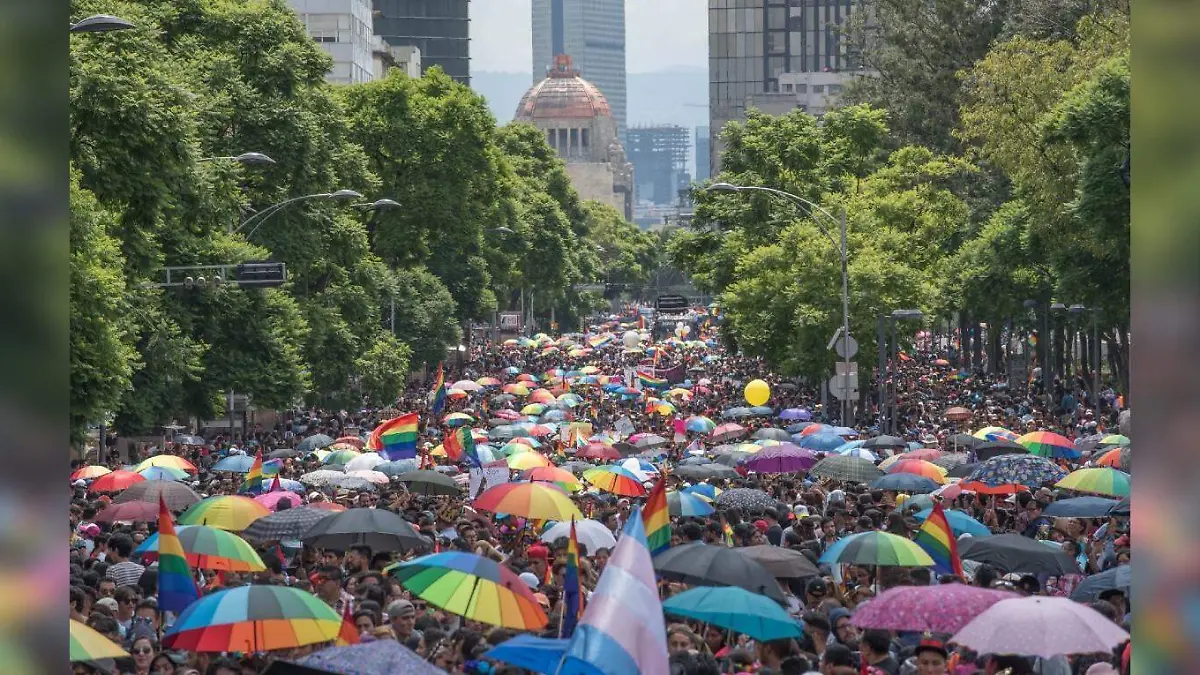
[386,267,462,368]
[355,335,412,408]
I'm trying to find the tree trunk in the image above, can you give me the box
[987,320,1002,375]
[972,321,984,372]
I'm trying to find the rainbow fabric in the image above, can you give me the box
[562,507,669,675]
[444,427,482,468]
[561,518,585,638]
[722,521,735,547]
[368,413,419,461]
[637,371,668,389]
[237,450,264,495]
[430,363,447,415]
[156,496,199,614]
[915,502,965,577]
[267,475,281,493]
[589,335,611,348]
[642,476,671,556]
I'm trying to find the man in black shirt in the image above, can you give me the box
[859,629,900,675]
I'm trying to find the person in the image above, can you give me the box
[828,607,858,650]
[703,624,730,659]
[127,634,157,675]
[667,624,702,656]
[150,651,178,675]
[202,657,241,675]
[313,566,353,615]
[859,630,899,675]
[344,545,372,575]
[353,608,377,635]
[387,598,419,642]
[910,633,949,675]
[756,638,794,672]
[112,586,139,638]
[105,535,146,588]
[821,643,856,674]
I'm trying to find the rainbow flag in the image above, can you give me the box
[588,335,611,348]
[915,502,965,577]
[722,519,735,547]
[637,371,667,389]
[237,450,264,495]
[156,496,198,613]
[336,600,360,646]
[562,508,668,675]
[642,476,671,556]
[561,518,585,638]
[443,427,482,468]
[429,363,447,415]
[368,413,419,461]
[268,475,281,493]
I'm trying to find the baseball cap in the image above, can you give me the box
[753,519,769,532]
[386,599,415,618]
[805,577,828,597]
[519,572,540,589]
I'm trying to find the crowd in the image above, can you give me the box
[69,316,1132,675]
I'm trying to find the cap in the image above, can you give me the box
[914,632,948,658]
[386,599,415,618]
[526,544,549,560]
[80,523,101,537]
[800,611,830,633]
[753,519,769,532]
[94,597,118,612]
[73,479,87,487]
[805,577,828,597]
[519,572,540,589]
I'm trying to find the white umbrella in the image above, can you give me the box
[540,519,617,553]
[345,452,387,472]
[620,458,657,482]
[298,469,346,486]
[346,470,390,485]
[950,596,1129,659]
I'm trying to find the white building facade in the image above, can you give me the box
[287,0,376,85]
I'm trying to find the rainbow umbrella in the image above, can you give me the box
[521,466,582,491]
[498,442,535,457]
[444,412,475,427]
[1094,447,1127,468]
[386,552,549,630]
[474,483,582,521]
[685,416,716,433]
[521,403,547,416]
[139,466,188,481]
[819,531,935,567]
[583,466,647,497]
[973,426,1018,442]
[667,491,716,517]
[135,455,198,474]
[1017,431,1080,460]
[162,585,342,652]
[71,619,128,661]
[71,465,112,481]
[1055,467,1131,498]
[507,452,552,471]
[477,377,502,387]
[134,525,266,571]
[529,390,556,404]
[91,470,145,492]
[1098,434,1130,447]
[322,448,362,466]
[886,459,948,484]
[503,383,531,396]
[177,496,270,531]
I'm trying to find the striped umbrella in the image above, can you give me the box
[1098,434,1130,447]
[70,465,112,481]
[507,452,553,471]
[1055,467,1131,498]
[177,496,270,531]
[162,585,342,652]
[910,508,992,537]
[667,491,716,517]
[583,466,647,497]
[386,552,548,630]
[818,531,934,567]
[71,619,128,662]
[1017,431,1080,460]
[886,459,949,484]
[520,466,581,492]
[322,448,362,466]
[134,525,266,571]
[973,426,1018,442]
[710,423,747,442]
[682,483,721,501]
[134,455,198,474]
[474,483,582,521]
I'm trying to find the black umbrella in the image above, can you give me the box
[1042,496,1119,518]
[712,451,752,467]
[869,474,939,494]
[862,435,906,450]
[268,448,299,459]
[721,407,752,419]
[613,442,641,457]
[242,505,336,541]
[301,508,427,553]
[712,488,777,511]
[1108,497,1130,517]
[958,534,1079,575]
[296,434,335,454]
[736,545,821,579]
[680,456,711,466]
[974,439,1028,461]
[394,470,461,496]
[809,455,884,483]
[1069,564,1131,603]
[174,435,206,446]
[115,481,201,510]
[946,434,983,450]
[633,434,670,449]
[948,462,979,479]
[560,461,596,475]
[653,543,786,603]
[931,452,971,470]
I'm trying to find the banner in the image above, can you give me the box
[469,460,510,499]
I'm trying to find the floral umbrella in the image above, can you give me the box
[960,454,1067,494]
[850,584,1016,634]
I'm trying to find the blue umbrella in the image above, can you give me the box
[138,467,186,481]
[663,586,803,641]
[837,447,879,462]
[749,406,774,417]
[779,408,812,421]
[869,474,940,493]
[830,426,858,437]
[297,639,445,675]
[1042,496,1119,518]
[210,455,256,473]
[798,433,846,452]
[668,491,716,517]
[683,483,719,500]
[911,508,992,537]
[1069,564,1131,603]
[486,635,586,675]
[277,478,305,492]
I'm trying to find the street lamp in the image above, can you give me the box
[198,152,276,166]
[708,182,852,424]
[1069,304,1102,423]
[352,198,401,210]
[489,226,514,235]
[877,309,924,433]
[234,189,362,238]
[70,14,135,33]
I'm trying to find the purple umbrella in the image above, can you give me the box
[742,444,818,474]
[950,596,1130,658]
[779,408,812,421]
[850,584,1017,635]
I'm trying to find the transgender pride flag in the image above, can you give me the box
[559,506,668,675]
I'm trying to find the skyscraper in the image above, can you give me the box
[287,0,377,85]
[694,126,711,182]
[627,125,690,207]
[707,0,867,174]
[373,0,471,84]
[531,0,627,142]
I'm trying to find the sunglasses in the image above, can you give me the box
[131,647,154,655]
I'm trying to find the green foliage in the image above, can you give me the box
[583,201,659,287]
[355,335,412,408]
[387,267,462,368]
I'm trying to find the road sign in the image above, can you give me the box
[655,294,688,311]
[834,335,858,359]
[828,374,858,400]
[835,361,858,376]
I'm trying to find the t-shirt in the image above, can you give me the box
[866,655,900,675]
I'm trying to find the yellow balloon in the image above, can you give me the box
[744,379,770,407]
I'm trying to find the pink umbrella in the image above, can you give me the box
[851,584,1017,635]
[951,596,1129,658]
[495,409,521,421]
[741,444,818,474]
[255,491,303,510]
[710,423,747,442]
[934,482,966,500]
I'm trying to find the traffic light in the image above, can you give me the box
[235,261,287,288]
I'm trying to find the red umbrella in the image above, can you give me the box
[333,436,364,449]
[525,425,554,437]
[91,470,145,493]
[944,406,973,422]
[577,444,621,460]
[95,500,159,523]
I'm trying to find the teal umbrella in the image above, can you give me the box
[662,586,802,641]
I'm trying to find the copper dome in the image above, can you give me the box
[515,54,613,121]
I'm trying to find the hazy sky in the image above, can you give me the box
[471,0,708,73]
